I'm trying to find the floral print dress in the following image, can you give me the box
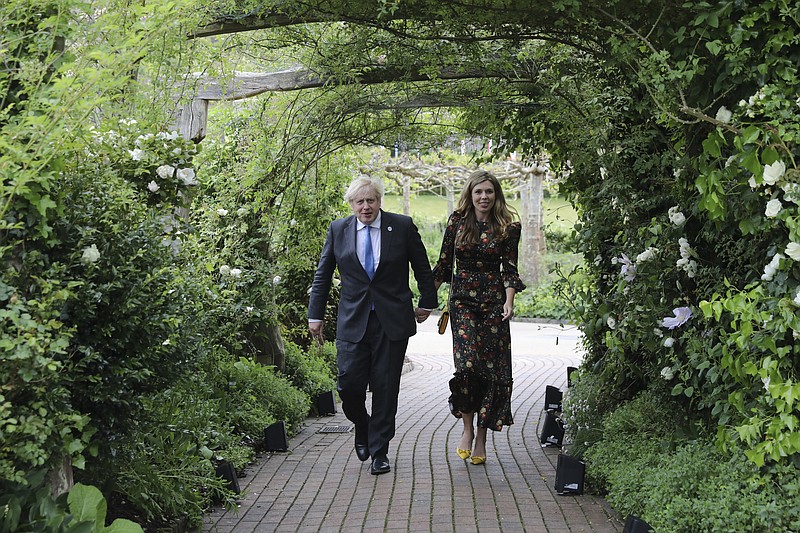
[433,212,526,431]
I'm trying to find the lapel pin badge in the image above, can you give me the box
[387,226,392,231]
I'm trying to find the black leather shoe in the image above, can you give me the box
[354,441,370,462]
[370,456,391,475]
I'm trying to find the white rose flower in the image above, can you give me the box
[245,306,254,313]
[794,288,800,307]
[217,208,228,216]
[273,275,282,285]
[763,160,786,185]
[686,260,697,278]
[156,165,175,179]
[663,337,675,348]
[147,181,160,192]
[668,206,686,226]
[81,244,101,264]
[177,167,197,186]
[290,218,297,227]
[715,106,732,123]
[607,316,616,330]
[219,265,231,276]
[172,147,182,155]
[230,268,242,278]
[129,148,145,161]
[636,247,658,263]
[748,176,758,189]
[786,242,800,262]
[761,253,783,281]
[765,198,783,218]
[660,366,674,380]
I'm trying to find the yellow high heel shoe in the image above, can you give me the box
[470,455,486,465]
[456,448,472,460]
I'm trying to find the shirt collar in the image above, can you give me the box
[357,212,382,230]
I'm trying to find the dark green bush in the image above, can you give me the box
[213,355,310,439]
[282,341,337,404]
[580,386,800,532]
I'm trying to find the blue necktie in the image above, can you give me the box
[364,225,375,279]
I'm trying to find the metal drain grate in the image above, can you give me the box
[318,425,352,434]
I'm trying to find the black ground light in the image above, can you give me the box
[264,420,289,452]
[544,385,563,411]
[315,390,337,415]
[215,461,241,494]
[554,453,585,495]
[567,366,578,387]
[539,410,565,447]
[623,515,653,532]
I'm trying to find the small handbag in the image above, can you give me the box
[437,222,458,335]
[437,307,449,334]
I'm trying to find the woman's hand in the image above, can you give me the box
[502,301,514,321]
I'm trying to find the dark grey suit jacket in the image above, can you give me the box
[308,210,438,342]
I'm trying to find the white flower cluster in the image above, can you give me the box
[81,244,101,264]
[613,253,636,281]
[676,237,697,278]
[739,90,767,118]
[660,366,674,380]
[636,247,658,263]
[715,106,732,123]
[219,265,242,278]
[668,206,686,226]
[761,253,783,281]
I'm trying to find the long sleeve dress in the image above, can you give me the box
[433,212,526,431]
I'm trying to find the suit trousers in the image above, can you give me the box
[336,311,408,458]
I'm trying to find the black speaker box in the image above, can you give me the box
[264,420,289,452]
[544,385,563,411]
[554,453,585,495]
[539,410,565,447]
[623,515,653,533]
[316,390,337,416]
[567,366,578,387]
[215,461,240,494]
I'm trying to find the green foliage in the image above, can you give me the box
[283,341,337,403]
[0,471,143,533]
[212,356,310,439]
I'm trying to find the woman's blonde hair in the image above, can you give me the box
[454,169,518,245]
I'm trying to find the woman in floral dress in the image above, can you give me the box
[433,169,525,465]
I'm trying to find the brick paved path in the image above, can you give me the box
[203,320,623,532]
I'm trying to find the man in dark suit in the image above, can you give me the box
[308,176,438,475]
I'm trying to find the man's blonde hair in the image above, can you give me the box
[344,175,385,203]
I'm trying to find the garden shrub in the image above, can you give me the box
[282,341,337,406]
[641,445,800,533]
[212,356,310,439]
[0,471,143,533]
[79,378,249,530]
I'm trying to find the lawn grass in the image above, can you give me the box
[382,194,578,233]
[383,194,584,321]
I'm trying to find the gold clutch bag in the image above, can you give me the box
[437,308,449,334]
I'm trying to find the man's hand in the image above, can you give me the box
[414,308,432,323]
[309,321,324,343]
